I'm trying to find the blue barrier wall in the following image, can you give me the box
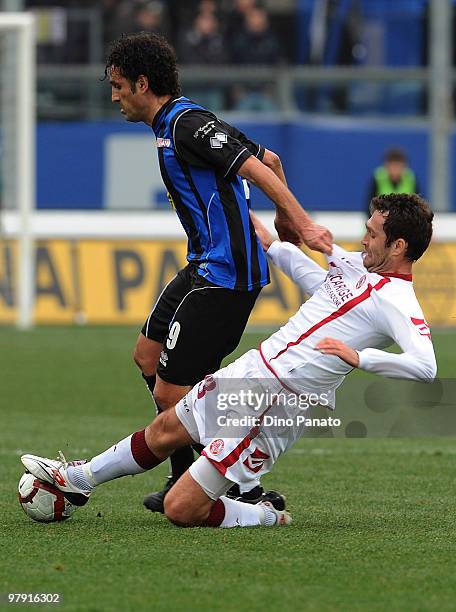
[37,118,452,212]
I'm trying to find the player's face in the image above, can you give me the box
[385,160,406,182]
[361,211,393,272]
[109,67,144,122]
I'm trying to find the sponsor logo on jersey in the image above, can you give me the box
[209,439,224,455]
[193,120,216,139]
[324,266,354,308]
[210,133,228,149]
[159,350,168,367]
[156,138,171,148]
[243,448,269,473]
[410,317,432,340]
[356,274,367,289]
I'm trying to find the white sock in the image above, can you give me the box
[216,496,276,528]
[68,434,147,489]
[89,434,149,484]
[239,480,261,494]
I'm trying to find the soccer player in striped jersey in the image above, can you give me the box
[105,32,332,511]
[22,194,436,528]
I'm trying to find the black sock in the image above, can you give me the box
[141,373,156,396]
[169,446,195,480]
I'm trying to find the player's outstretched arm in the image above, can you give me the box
[354,298,437,383]
[315,301,437,384]
[239,156,333,254]
[250,211,327,295]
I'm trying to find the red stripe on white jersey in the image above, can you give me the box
[259,344,298,394]
[267,277,391,362]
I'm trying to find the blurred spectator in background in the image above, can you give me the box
[223,0,257,39]
[103,1,168,50]
[367,148,419,215]
[174,0,219,44]
[229,5,280,112]
[198,0,218,16]
[231,6,280,65]
[132,1,169,38]
[177,7,228,110]
[178,9,228,64]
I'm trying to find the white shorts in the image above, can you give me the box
[176,349,308,491]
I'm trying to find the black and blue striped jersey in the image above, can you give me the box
[152,96,269,291]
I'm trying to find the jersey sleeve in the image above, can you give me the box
[217,119,265,161]
[267,241,327,296]
[173,110,257,179]
[357,294,437,382]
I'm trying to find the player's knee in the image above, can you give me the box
[132,346,142,369]
[144,415,170,455]
[133,348,154,375]
[164,493,207,527]
[145,411,181,455]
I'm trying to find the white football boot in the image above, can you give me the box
[21,451,91,506]
[259,500,292,526]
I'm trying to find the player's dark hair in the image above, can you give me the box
[384,147,407,164]
[104,32,181,96]
[369,193,433,262]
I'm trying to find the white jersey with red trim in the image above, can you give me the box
[260,242,437,408]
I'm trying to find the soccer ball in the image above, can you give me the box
[18,472,78,523]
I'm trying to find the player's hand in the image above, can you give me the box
[274,211,302,246]
[275,211,333,254]
[314,337,360,367]
[249,211,275,251]
[301,223,333,255]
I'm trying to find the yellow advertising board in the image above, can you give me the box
[0,239,455,327]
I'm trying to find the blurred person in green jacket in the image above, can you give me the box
[367,148,419,215]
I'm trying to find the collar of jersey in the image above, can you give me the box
[152,96,183,133]
[378,272,413,282]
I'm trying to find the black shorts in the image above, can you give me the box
[141,264,261,386]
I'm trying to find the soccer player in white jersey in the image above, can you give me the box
[22,193,436,528]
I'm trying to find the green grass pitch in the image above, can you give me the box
[1,326,455,612]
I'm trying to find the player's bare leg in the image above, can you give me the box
[133,333,196,511]
[163,470,214,526]
[164,463,291,528]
